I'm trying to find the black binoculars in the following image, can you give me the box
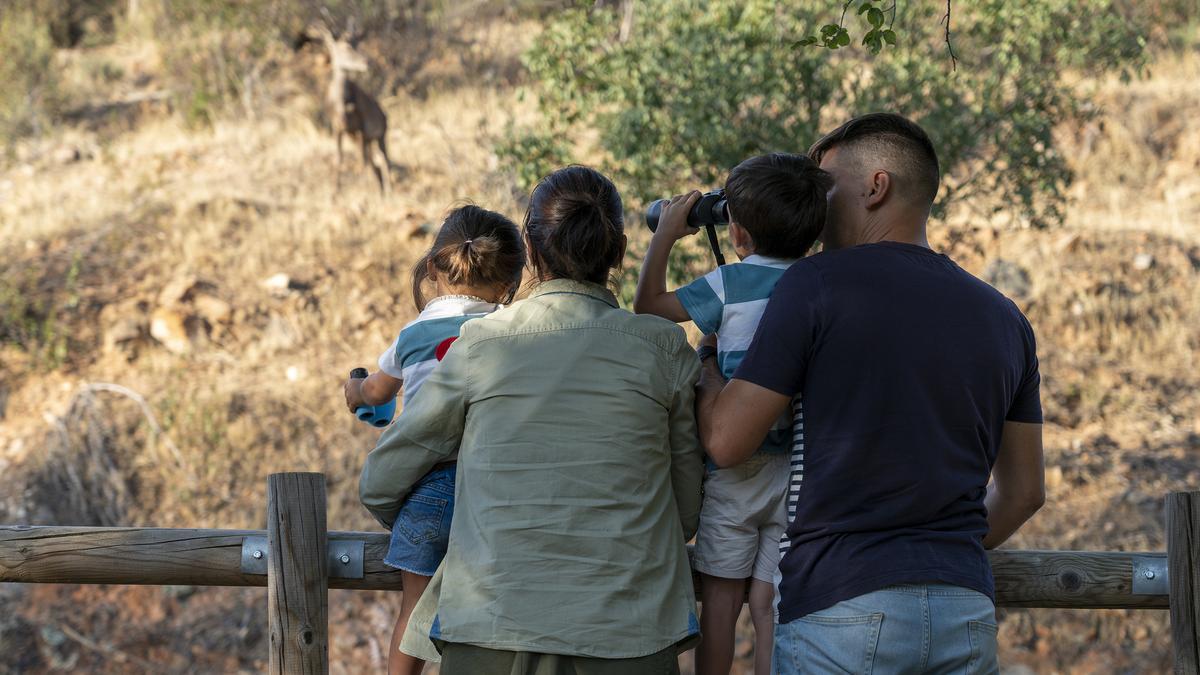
[644,189,729,232]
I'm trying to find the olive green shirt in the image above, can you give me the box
[360,279,704,659]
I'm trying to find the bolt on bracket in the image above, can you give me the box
[1131,555,1168,596]
[240,536,365,579]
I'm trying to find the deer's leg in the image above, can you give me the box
[377,135,392,195]
[363,136,385,196]
[336,131,344,191]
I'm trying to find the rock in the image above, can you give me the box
[193,294,231,324]
[983,259,1033,299]
[99,299,150,355]
[1045,465,1063,491]
[52,145,82,164]
[150,307,192,354]
[103,317,143,352]
[157,275,199,307]
[1054,232,1081,254]
[1133,253,1155,270]
[262,273,291,295]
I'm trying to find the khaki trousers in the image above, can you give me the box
[439,642,681,675]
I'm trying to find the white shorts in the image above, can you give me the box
[692,452,790,583]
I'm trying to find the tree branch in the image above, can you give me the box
[940,0,959,70]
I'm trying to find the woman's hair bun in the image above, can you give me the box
[524,166,624,285]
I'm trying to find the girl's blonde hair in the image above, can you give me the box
[411,205,525,309]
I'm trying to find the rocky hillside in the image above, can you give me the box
[1,14,1198,675]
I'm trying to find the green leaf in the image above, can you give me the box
[836,28,851,47]
[867,7,884,28]
[858,2,872,15]
[882,29,897,45]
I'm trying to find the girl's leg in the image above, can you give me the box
[389,571,432,675]
[748,578,775,675]
[697,574,747,675]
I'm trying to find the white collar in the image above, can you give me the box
[741,253,798,269]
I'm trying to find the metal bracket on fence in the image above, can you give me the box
[1132,555,1168,595]
[239,536,364,580]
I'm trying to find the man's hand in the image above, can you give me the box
[654,191,702,244]
[695,333,792,468]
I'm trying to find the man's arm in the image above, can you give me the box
[633,191,699,321]
[696,346,793,468]
[982,421,1045,549]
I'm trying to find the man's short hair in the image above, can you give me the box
[808,112,941,208]
[724,153,834,259]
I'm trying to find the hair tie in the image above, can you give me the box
[464,239,473,245]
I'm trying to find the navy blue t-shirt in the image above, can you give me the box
[733,241,1042,623]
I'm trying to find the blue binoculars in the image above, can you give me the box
[350,368,396,428]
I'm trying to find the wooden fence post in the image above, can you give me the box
[267,472,329,675]
[1168,491,1200,675]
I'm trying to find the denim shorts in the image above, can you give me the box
[383,463,456,576]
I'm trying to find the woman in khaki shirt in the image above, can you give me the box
[360,166,705,674]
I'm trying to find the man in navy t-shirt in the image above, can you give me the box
[695,113,1045,673]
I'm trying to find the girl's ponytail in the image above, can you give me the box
[411,205,525,309]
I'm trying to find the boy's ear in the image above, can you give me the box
[730,222,753,250]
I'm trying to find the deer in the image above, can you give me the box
[304,16,391,195]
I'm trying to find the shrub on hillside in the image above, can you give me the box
[154,0,455,126]
[37,0,119,48]
[0,8,63,146]
[500,0,1149,228]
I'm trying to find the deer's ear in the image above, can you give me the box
[345,17,362,45]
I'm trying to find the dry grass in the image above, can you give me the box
[0,22,1198,675]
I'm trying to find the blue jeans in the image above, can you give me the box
[383,464,456,576]
[773,584,999,674]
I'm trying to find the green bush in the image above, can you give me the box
[501,0,1150,228]
[0,7,62,145]
[37,0,120,47]
[155,1,288,126]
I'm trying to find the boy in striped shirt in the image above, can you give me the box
[634,153,832,675]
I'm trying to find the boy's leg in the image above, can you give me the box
[697,574,748,675]
[748,579,775,675]
[693,455,774,675]
[390,571,431,675]
[748,452,791,675]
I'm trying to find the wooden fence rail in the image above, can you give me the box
[0,474,1194,674]
[0,525,1169,609]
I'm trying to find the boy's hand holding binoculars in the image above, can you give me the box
[652,191,702,244]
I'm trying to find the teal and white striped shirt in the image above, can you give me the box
[675,254,797,455]
[378,295,499,409]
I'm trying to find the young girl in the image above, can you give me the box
[343,204,524,675]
